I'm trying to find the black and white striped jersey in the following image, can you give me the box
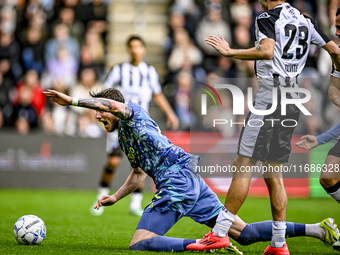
[254,2,330,103]
[103,61,162,112]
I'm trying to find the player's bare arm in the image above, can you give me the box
[152,93,179,130]
[44,89,130,119]
[78,98,130,120]
[323,41,340,71]
[94,167,147,210]
[295,135,318,150]
[329,76,340,108]
[205,35,275,60]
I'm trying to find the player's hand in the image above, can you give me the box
[167,113,179,130]
[94,195,117,210]
[205,35,231,57]
[43,89,72,106]
[295,135,318,150]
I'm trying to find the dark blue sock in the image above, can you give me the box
[237,221,306,246]
[129,236,196,251]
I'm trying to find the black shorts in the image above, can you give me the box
[328,135,340,158]
[108,147,122,157]
[237,100,300,163]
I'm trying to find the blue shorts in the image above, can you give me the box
[137,169,223,235]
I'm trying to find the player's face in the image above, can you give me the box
[95,110,120,132]
[258,0,268,10]
[128,39,146,62]
[335,15,340,38]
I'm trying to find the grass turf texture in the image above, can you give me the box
[0,189,339,255]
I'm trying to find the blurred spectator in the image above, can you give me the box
[168,28,202,73]
[12,69,45,117]
[165,10,186,55]
[66,68,102,136]
[230,0,253,27]
[78,44,104,79]
[11,85,39,134]
[20,26,45,75]
[70,68,102,111]
[0,59,15,127]
[171,0,200,37]
[174,70,194,130]
[77,109,103,137]
[195,5,231,71]
[51,7,85,43]
[27,8,49,39]
[44,23,79,64]
[45,46,78,92]
[60,0,93,26]
[213,56,237,79]
[0,5,16,34]
[86,0,108,39]
[40,110,55,134]
[0,33,22,81]
[83,29,105,66]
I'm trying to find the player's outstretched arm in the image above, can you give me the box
[205,35,275,60]
[323,41,340,71]
[329,76,340,108]
[44,89,130,119]
[94,168,147,210]
[295,135,318,150]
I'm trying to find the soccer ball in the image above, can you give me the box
[13,215,46,245]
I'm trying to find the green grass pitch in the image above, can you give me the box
[0,189,339,254]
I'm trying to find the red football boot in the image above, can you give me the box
[186,231,230,251]
[262,244,290,255]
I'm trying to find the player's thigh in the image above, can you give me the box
[321,155,340,180]
[130,229,159,247]
[186,174,223,225]
[136,189,179,236]
[238,101,278,162]
[267,104,300,162]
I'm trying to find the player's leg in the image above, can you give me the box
[90,153,121,215]
[212,155,255,237]
[320,153,340,204]
[129,182,144,216]
[229,216,340,247]
[129,188,196,251]
[188,103,270,251]
[90,132,122,215]
[186,172,242,253]
[263,161,287,249]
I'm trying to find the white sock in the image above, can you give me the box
[271,221,286,248]
[305,223,325,240]
[130,193,143,210]
[328,188,340,204]
[97,187,110,200]
[212,207,235,237]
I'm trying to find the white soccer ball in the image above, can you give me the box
[13,215,46,245]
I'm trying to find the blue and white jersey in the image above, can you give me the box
[118,103,199,187]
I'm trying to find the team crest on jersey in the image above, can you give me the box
[258,12,270,19]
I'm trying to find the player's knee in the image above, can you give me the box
[129,237,156,251]
[129,240,143,250]
[104,166,115,175]
[320,177,337,189]
[107,156,121,169]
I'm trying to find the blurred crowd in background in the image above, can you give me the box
[0,0,340,138]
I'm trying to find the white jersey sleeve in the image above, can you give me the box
[103,64,121,89]
[306,16,331,47]
[148,65,162,95]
